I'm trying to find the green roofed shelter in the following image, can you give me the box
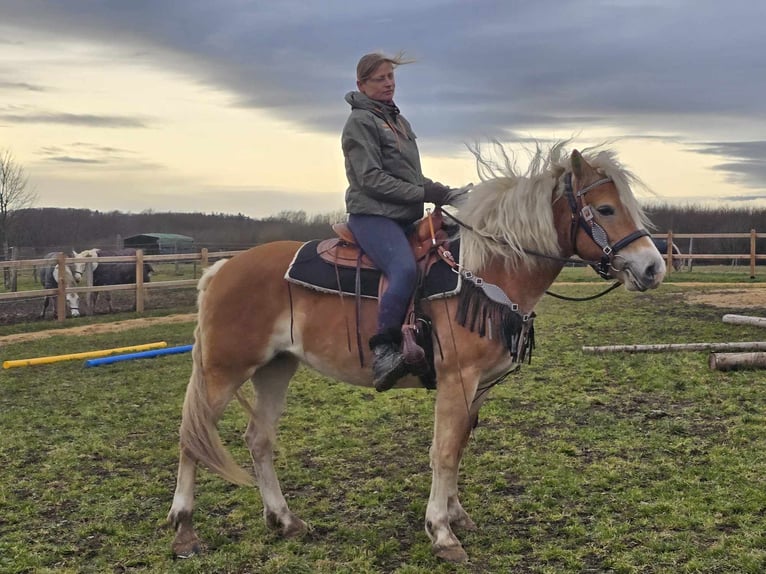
[123,233,195,255]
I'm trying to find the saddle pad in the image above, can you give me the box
[285,239,461,300]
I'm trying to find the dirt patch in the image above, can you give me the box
[683,287,766,309]
[0,313,197,345]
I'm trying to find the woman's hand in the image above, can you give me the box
[424,182,472,206]
[423,181,452,205]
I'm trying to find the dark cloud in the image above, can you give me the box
[37,142,159,171]
[2,0,766,198]
[692,141,766,190]
[0,80,45,92]
[46,156,107,164]
[0,111,149,128]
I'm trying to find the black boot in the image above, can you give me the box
[369,329,408,392]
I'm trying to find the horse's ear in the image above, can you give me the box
[570,149,595,180]
[571,150,584,178]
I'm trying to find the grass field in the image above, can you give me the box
[2,282,766,573]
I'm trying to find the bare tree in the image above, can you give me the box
[0,149,37,251]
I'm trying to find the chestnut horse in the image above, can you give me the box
[167,143,666,563]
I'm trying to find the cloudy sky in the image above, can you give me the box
[1,0,765,219]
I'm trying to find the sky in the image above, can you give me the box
[1,0,765,219]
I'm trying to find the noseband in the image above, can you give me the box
[563,172,649,279]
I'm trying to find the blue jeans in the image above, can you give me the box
[347,214,417,334]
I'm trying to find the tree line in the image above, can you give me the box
[3,203,766,258]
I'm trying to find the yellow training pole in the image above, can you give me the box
[3,342,167,369]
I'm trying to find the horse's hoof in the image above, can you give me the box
[433,543,469,563]
[172,534,201,559]
[266,510,308,538]
[282,518,308,538]
[453,515,477,531]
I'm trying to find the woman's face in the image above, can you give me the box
[358,62,395,103]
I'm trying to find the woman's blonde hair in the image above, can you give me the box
[356,51,413,82]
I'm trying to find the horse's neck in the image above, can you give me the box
[478,258,563,313]
[471,183,573,313]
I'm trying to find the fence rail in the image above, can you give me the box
[2,232,765,322]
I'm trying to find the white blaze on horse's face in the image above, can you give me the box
[609,235,666,292]
[72,249,99,280]
[53,264,81,316]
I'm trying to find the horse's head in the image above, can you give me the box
[72,248,100,281]
[567,150,665,291]
[53,264,81,317]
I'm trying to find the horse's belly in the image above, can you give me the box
[299,352,423,390]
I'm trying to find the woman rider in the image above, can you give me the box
[342,52,466,392]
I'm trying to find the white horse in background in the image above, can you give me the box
[72,248,153,313]
[39,252,80,318]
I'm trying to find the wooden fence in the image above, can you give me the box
[0,248,242,322]
[1,230,765,322]
[662,230,766,278]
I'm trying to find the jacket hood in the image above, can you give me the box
[344,91,399,117]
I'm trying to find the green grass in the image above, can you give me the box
[2,283,766,572]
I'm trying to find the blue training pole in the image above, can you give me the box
[85,344,193,367]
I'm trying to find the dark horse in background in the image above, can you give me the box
[39,252,81,319]
[72,248,153,314]
[651,238,684,271]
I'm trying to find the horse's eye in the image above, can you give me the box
[596,205,615,216]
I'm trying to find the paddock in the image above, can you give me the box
[2,283,765,571]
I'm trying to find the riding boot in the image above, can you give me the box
[369,329,408,392]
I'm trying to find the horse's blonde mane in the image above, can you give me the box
[457,140,651,271]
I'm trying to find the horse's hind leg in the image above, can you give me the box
[244,353,307,538]
[168,359,253,557]
[168,450,200,558]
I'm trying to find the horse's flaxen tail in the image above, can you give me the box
[178,259,255,487]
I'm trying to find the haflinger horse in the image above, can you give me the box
[39,252,81,319]
[167,142,667,563]
[71,248,153,314]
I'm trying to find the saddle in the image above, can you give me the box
[316,209,449,271]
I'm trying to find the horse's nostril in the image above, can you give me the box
[646,263,656,280]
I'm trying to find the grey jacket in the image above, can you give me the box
[342,91,434,224]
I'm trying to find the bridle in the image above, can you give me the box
[437,170,651,301]
[562,171,650,279]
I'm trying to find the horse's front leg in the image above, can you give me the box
[426,371,477,563]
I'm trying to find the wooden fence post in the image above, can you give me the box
[136,249,145,313]
[750,229,756,279]
[56,252,67,322]
[9,247,18,291]
[201,248,209,269]
[84,260,94,315]
[666,230,674,273]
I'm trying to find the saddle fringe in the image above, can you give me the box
[456,280,535,363]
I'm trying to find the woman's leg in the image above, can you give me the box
[347,214,417,332]
[347,214,418,390]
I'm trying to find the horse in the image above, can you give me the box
[167,142,667,564]
[651,238,684,271]
[71,248,153,314]
[39,252,81,319]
